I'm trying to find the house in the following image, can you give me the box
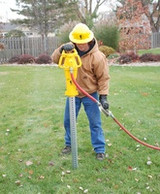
[0,23,39,37]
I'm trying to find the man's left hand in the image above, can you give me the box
[99,95,109,110]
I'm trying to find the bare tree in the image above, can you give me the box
[141,0,160,32]
[75,0,110,27]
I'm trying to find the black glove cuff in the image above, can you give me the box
[99,95,107,101]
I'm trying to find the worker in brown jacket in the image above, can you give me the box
[51,23,110,160]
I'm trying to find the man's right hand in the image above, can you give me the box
[60,43,75,53]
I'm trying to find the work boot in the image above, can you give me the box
[96,153,105,161]
[62,146,71,154]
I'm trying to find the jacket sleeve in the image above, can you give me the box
[51,46,62,64]
[93,52,110,95]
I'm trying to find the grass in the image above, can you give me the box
[138,48,160,55]
[0,66,160,194]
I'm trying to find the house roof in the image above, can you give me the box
[1,23,18,32]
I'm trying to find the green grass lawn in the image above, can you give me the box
[138,48,160,55]
[0,66,160,193]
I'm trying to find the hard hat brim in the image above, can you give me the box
[69,31,94,44]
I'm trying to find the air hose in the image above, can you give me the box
[70,72,160,151]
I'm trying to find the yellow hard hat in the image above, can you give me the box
[69,23,94,44]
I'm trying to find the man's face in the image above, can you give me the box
[76,43,89,52]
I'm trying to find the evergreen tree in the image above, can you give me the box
[11,0,63,37]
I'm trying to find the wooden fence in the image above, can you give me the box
[0,36,60,64]
[151,32,160,48]
[0,33,160,64]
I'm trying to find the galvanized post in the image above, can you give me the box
[69,97,78,169]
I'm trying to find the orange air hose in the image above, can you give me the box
[70,72,160,151]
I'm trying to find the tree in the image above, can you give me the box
[11,0,66,52]
[11,0,61,37]
[75,0,110,28]
[117,0,151,51]
[117,0,160,32]
[141,0,160,32]
[12,0,112,32]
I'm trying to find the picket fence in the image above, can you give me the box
[0,33,160,64]
[0,36,60,64]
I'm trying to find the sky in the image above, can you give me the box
[0,0,118,22]
[0,0,21,22]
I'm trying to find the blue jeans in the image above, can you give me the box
[64,92,106,153]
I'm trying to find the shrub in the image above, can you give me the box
[154,55,160,61]
[35,54,52,64]
[8,55,21,63]
[94,24,119,50]
[99,45,115,57]
[118,52,139,64]
[5,29,25,37]
[139,53,160,62]
[18,54,35,64]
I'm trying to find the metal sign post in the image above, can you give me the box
[69,96,78,168]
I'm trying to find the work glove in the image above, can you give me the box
[99,95,109,110]
[60,43,75,53]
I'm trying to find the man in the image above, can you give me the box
[51,23,110,160]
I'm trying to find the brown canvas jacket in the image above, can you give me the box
[51,39,110,97]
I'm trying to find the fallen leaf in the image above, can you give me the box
[15,180,21,185]
[84,189,88,193]
[105,153,109,158]
[128,166,133,171]
[62,171,65,176]
[39,175,45,179]
[147,161,152,165]
[28,170,34,175]
[67,185,71,189]
[97,178,102,182]
[148,175,153,179]
[48,161,54,166]
[79,186,84,191]
[141,92,149,96]
[132,167,137,171]
[26,161,33,166]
